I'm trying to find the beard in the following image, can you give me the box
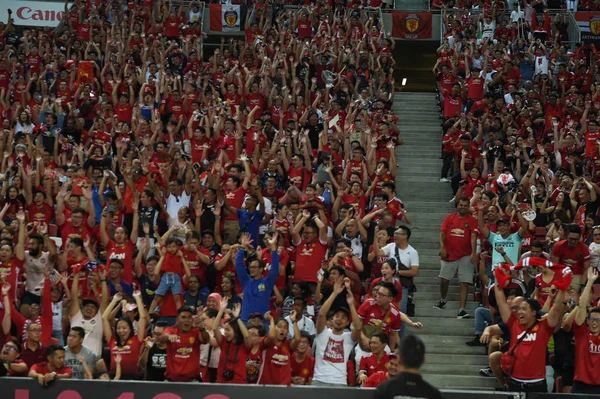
[29,248,40,257]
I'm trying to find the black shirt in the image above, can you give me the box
[146,345,167,381]
[374,372,445,399]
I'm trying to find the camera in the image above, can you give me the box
[222,370,234,381]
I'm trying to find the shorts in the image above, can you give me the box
[440,256,473,284]
[21,291,41,306]
[562,366,574,386]
[570,274,582,292]
[223,220,240,245]
[156,273,182,296]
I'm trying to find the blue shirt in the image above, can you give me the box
[237,249,279,321]
[237,209,262,246]
[107,280,133,298]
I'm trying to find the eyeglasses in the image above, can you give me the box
[3,345,17,351]
[589,317,600,323]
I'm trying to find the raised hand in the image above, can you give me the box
[267,232,278,249]
[1,283,11,296]
[16,210,25,223]
[143,223,151,235]
[37,222,48,235]
[232,303,241,318]
[302,209,310,219]
[290,309,298,322]
[220,296,229,310]
[240,232,253,248]
[264,311,272,322]
[133,290,141,299]
[333,276,345,295]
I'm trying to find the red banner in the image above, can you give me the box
[392,12,432,39]
[77,60,94,85]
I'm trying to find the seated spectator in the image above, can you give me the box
[28,345,72,386]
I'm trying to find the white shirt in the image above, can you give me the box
[534,56,549,76]
[381,243,420,271]
[52,301,62,331]
[590,242,600,272]
[70,311,103,357]
[313,328,356,384]
[285,315,316,340]
[165,190,191,220]
[24,252,53,295]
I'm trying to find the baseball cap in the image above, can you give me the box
[82,298,99,309]
[496,217,510,225]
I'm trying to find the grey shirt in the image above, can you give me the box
[64,346,100,379]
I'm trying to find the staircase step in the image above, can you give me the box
[423,375,499,389]
[415,300,479,313]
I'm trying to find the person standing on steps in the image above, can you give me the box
[435,197,478,318]
[381,226,419,338]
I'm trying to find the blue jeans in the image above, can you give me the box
[52,329,64,346]
[156,273,182,296]
[399,286,409,338]
[474,307,492,335]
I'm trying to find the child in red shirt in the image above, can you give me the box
[149,239,191,312]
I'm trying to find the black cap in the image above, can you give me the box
[334,306,351,318]
[82,298,99,309]
[496,217,510,225]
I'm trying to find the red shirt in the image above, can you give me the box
[261,247,288,291]
[363,371,388,387]
[106,240,135,283]
[109,336,142,376]
[467,74,485,100]
[440,213,478,261]
[0,257,23,303]
[506,314,553,380]
[534,273,554,308]
[182,246,208,285]
[30,362,72,377]
[27,203,54,225]
[293,239,328,283]
[357,299,401,334]
[573,322,600,386]
[257,336,292,385]
[246,349,262,384]
[224,187,247,221]
[60,222,92,249]
[290,353,315,385]
[161,252,184,275]
[552,240,590,275]
[359,352,391,376]
[216,340,248,384]
[163,326,202,382]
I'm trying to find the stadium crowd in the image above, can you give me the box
[0,0,431,391]
[437,0,600,394]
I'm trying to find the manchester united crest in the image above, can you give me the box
[224,8,238,29]
[405,15,420,33]
[591,16,600,35]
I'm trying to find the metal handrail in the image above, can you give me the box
[199,1,206,60]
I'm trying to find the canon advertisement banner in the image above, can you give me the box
[0,1,65,28]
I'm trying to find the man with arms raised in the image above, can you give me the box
[312,277,362,386]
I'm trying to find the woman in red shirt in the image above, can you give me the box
[257,311,301,385]
[214,299,250,384]
[101,290,148,380]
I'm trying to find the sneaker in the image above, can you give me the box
[465,336,485,346]
[479,366,494,377]
[457,309,470,319]
[433,299,447,310]
[449,196,456,203]
[439,178,450,182]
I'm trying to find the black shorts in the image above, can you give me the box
[562,366,575,386]
[21,291,41,306]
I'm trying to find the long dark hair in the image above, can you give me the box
[226,318,245,345]
[114,316,135,347]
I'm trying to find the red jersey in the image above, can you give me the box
[246,349,262,384]
[440,213,478,261]
[467,74,485,100]
[506,314,553,380]
[216,340,248,384]
[573,322,600,386]
[357,300,401,334]
[552,240,590,275]
[181,246,208,284]
[358,352,391,376]
[161,252,184,275]
[257,336,292,385]
[261,247,289,290]
[0,257,24,303]
[224,187,246,221]
[27,203,54,225]
[288,166,311,191]
[163,326,202,382]
[363,371,388,387]
[293,239,328,283]
[290,353,315,385]
[368,245,388,279]
[60,222,92,249]
[109,336,142,377]
[534,273,554,308]
[30,362,72,377]
[105,240,135,283]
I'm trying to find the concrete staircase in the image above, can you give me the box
[393,92,496,390]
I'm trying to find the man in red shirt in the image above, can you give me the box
[362,351,400,388]
[99,204,139,284]
[572,268,600,394]
[552,225,591,290]
[494,277,565,392]
[0,210,25,304]
[357,332,392,384]
[292,210,329,288]
[28,345,72,386]
[291,331,315,385]
[158,306,210,382]
[436,197,478,318]
[358,282,402,350]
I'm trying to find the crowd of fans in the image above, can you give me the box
[0,0,428,390]
[437,0,600,394]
